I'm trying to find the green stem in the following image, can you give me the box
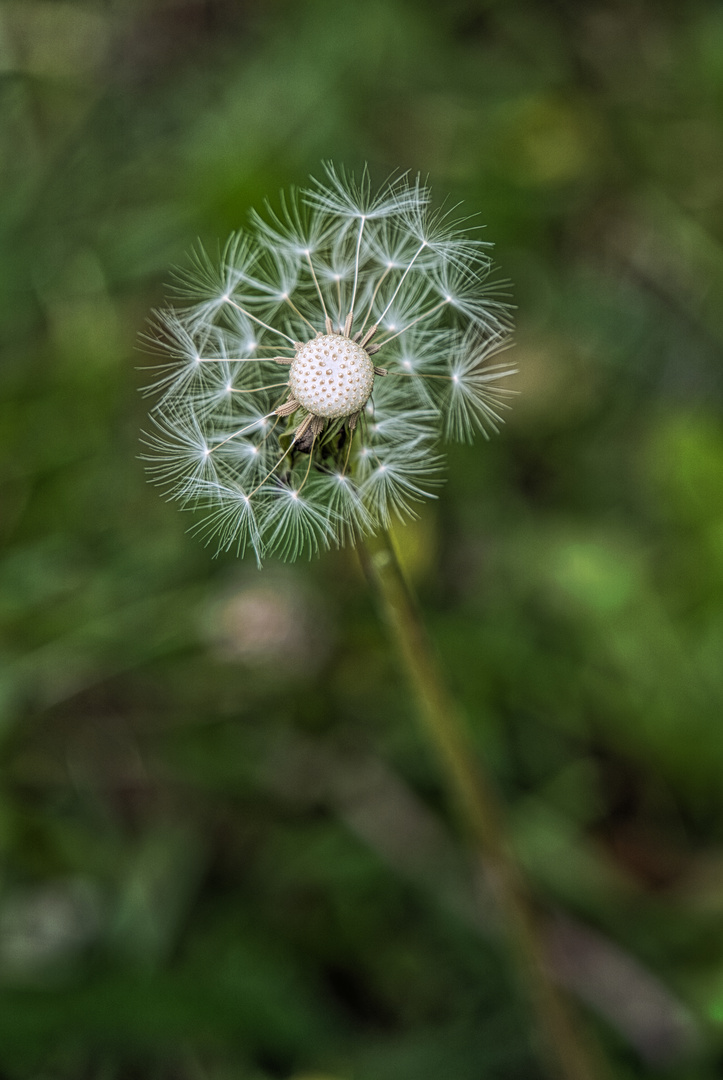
[358,526,607,1080]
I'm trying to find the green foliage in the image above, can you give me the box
[2,0,723,1076]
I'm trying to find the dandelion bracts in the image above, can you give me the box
[142,165,515,563]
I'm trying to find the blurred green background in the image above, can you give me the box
[2,0,723,1076]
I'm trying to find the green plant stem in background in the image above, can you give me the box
[358,527,607,1080]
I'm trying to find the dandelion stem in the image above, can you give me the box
[358,528,608,1080]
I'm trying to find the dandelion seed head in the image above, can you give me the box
[289,335,375,419]
[141,164,515,561]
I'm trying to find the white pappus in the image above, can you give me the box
[142,164,515,564]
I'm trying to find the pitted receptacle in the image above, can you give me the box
[289,335,375,419]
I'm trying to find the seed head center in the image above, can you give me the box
[289,335,375,419]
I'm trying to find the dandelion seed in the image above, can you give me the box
[142,163,515,561]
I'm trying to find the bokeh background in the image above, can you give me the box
[2,0,723,1076]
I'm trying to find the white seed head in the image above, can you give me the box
[143,165,515,563]
[289,335,375,419]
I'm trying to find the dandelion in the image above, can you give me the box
[142,163,514,563]
[138,171,600,1080]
